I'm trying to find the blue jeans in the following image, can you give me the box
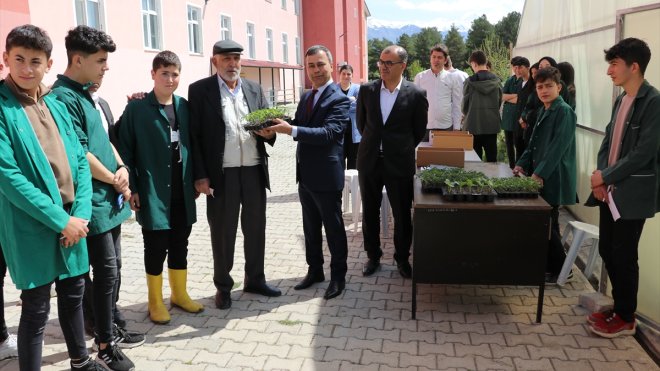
[18,275,88,371]
[86,226,120,343]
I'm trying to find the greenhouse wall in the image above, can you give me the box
[515,0,660,324]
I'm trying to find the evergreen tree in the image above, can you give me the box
[413,27,443,70]
[466,14,495,53]
[443,23,468,70]
[495,11,521,49]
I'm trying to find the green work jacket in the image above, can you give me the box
[0,82,92,289]
[501,75,520,131]
[517,96,577,206]
[51,75,131,235]
[585,80,660,219]
[117,92,196,230]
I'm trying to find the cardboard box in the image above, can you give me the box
[416,142,465,167]
[430,130,473,150]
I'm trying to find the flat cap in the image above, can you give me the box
[213,39,244,55]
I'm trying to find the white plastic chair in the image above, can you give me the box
[343,169,360,232]
[558,221,601,285]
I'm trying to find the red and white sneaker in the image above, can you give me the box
[587,309,614,325]
[590,313,636,338]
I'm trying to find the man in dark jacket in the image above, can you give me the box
[356,45,428,278]
[269,45,351,300]
[462,50,502,162]
[189,40,279,310]
[586,38,660,338]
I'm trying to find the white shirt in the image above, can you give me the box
[448,67,469,83]
[292,79,334,138]
[218,76,260,168]
[380,77,403,124]
[91,92,109,135]
[414,69,463,130]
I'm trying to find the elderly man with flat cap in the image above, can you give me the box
[188,39,279,309]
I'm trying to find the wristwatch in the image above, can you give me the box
[117,164,129,172]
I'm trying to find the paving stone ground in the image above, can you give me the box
[1,138,658,370]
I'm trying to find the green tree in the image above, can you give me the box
[495,11,521,49]
[406,60,424,81]
[397,33,416,70]
[367,37,392,80]
[466,14,495,53]
[443,23,468,70]
[414,27,443,70]
[480,33,510,82]
[479,33,509,162]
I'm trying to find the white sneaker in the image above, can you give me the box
[0,334,18,360]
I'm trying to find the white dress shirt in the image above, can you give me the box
[414,69,463,130]
[218,76,260,168]
[91,92,110,135]
[380,77,403,124]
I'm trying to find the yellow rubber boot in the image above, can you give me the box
[169,269,204,313]
[146,274,171,324]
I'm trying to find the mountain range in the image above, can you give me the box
[367,19,469,42]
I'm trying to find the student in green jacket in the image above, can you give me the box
[0,62,18,362]
[51,25,142,371]
[117,51,202,325]
[514,66,577,284]
[0,24,99,371]
[586,38,660,338]
[502,56,522,168]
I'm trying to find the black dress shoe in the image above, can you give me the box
[243,283,282,297]
[397,260,412,279]
[215,290,231,309]
[323,280,345,300]
[362,259,380,276]
[294,271,325,290]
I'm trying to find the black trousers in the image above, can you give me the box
[473,134,498,163]
[504,129,526,168]
[207,166,268,293]
[598,205,646,322]
[546,206,567,275]
[359,158,414,263]
[19,275,87,371]
[85,226,120,343]
[298,183,348,282]
[0,248,8,342]
[343,125,359,170]
[142,199,191,275]
[83,225,121,343]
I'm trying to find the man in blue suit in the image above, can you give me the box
[269,45,351,300]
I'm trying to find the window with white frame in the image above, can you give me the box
[266,28,273,61]
[295,36,301,64]
[294,0,300,15]
[141,0,161,49]
[75,0,105,30]
[220,15,232,40]
[246,22,256,59]
[281,0,287,10]
[187,5,202,54]
[282,33,288,63]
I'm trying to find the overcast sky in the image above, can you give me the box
[366,0,526,30]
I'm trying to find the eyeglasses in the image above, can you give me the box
[377,60,404,68]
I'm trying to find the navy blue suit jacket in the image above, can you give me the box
[293,83,351,192]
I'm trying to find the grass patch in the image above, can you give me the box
[277,319,305,326]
